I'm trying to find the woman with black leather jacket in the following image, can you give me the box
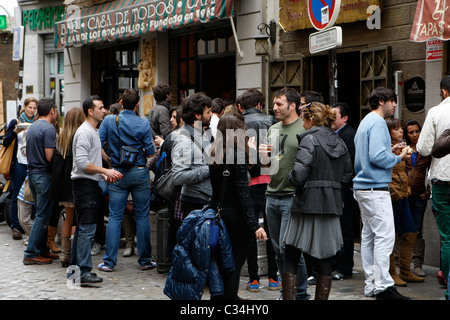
[208,113,267,300]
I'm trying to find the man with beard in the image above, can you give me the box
[258,87,310,300]
[172,92,213,217]
[353,87,411,300]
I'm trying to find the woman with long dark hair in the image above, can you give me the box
[209,113,267,300]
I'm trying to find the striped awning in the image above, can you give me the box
[54,0,234,48]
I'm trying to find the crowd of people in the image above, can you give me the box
[3,78,450,300]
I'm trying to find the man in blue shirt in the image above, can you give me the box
[353,87,410,300]
[23,98,59,265]
[97,89,156,272]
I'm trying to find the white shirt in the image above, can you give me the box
[210,114,220,138]
[417,97,450,181]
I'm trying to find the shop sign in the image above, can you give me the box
[55,0,234,48]
[309,26,342,53]
[12,26,24,61]
[280,0,380,32]
[404,77,425,113]
[411,0,450,42]
[22,6,65,31]
[426,39,443,61]
[0,16,7,30]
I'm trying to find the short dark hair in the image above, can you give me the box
[368,87,397,110]
[331,102,351,119]
[153,84,171,102]
[181,92,212,125]
[37,98,56,117]
[122,89,139,110]
[211,98,225,114]
[440,76,450,92]
[300,91,324,115]
[240,89,265,110]
[301,90,324,104]
[82,95,102,117]
[274,87,301,110]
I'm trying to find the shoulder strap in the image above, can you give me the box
[218,164,231,209]
[115,114,144,154]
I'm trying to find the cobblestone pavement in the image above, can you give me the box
[0,221,446,301]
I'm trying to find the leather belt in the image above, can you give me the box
[358,187,389,191]
[431,179,450,185]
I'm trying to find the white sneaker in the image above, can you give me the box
[91,242,102,256]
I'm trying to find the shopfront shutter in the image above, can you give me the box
[360,46,392,119]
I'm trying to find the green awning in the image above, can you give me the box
[54,0,234,48]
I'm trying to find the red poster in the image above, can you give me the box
[411,0,450,42]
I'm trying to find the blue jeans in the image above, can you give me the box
[392,198,416,235]
[408,197,427,238]
[102,167,152,268]
[10,162,27,230]
[24,172,53,259]
[70,223,97,278]
[266,194,310,300]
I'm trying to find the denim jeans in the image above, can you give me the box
[24,172,54,259]
[408,196,428,238]
[70,223,97,278]
[265,194,310,300]
[102,167,152,268]
[354,190,395,296]
[392,198,417,235]
[10,162,27,230]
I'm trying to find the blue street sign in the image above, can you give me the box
[308,0,341,30]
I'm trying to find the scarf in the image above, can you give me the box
[19,112,34,124]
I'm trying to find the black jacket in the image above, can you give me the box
[288,126,353,215]
[209,154,260,233]
[242,108,276,178]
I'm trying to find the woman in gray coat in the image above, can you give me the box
[282,102,353,300]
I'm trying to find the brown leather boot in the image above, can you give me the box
[281,272,298,300]
[315,275,332,300]
[47,226,61,253]
[389,252,407,286]
[60,235,71,268]
[399,232,425,283]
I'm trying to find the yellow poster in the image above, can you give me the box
[280,0,381,32]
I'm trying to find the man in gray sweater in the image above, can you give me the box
[69,96,122,285]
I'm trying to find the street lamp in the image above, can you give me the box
[254,20,276,56]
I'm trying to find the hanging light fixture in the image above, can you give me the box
[253,20,276,56]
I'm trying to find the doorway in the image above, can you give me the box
[306,51,361,129]
[197,55,236,101]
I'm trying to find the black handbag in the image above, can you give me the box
[115,114,141,169]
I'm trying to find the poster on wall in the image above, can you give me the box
[404,77,425,113]
[426,39,443,61]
